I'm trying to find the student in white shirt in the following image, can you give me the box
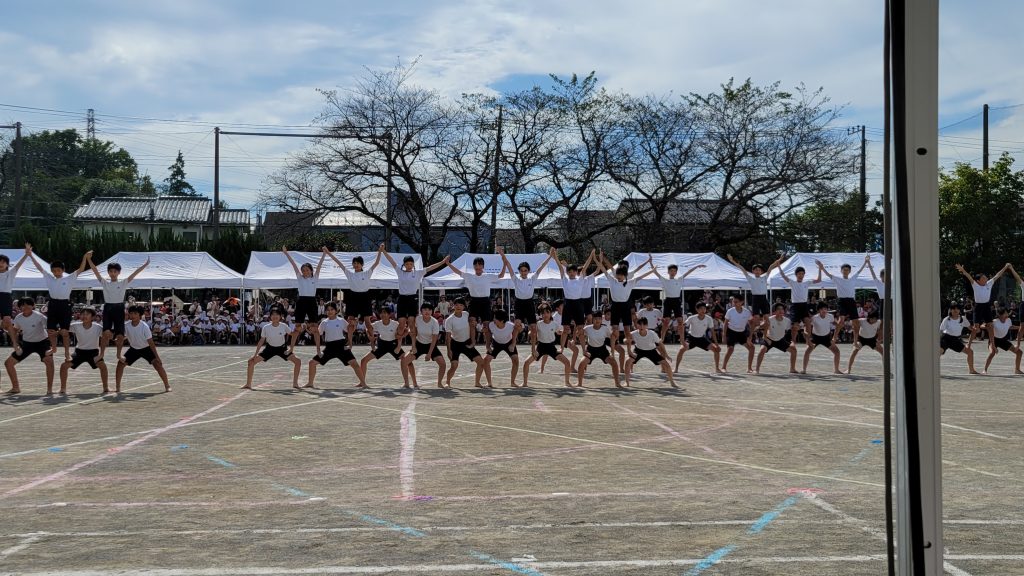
[983,307,1022,374]
[802,302,842,374]
[482,309,522,387]
[722,295,755,373]
[444,298,490,388]
[816,259,869,345]
[538,299,580,375]
[675,301,722,373]
[576,313,621,388]
[939,303,978,374]
[308,302,363,389]
[28,245,89,355]
[847,311,885,374]
[326,244,384,348]
[87,254,150,361]
[600,256,655,371]
[522,303,572,387]
[4,297,55,395]
[60,307,108,395]
[864,255,886,316]
[382,249,450,344]
[0,245,30,346]
[954,262,1007,332]
[624,317,677,388]
[777,263,820,345]
[400,303,447,389]
[727,254,783,336]
[497,248,553,347]
[444,254,506,349]
[361,306,407,383]
[756,303,797,374]
[283,246,327,351]
[1005,263,1024,346]
[243,306,301,390]
[648,259,707,341]
[115,305,171,393]
[552,247,598,354]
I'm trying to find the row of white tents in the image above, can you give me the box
[1,249,884,292]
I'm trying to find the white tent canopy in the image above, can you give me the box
[595,252,752,290]
[767,252,883,290]
[243,251,423,290]
[0,249,53,291]
[424,253,563,290]
[76,252,243,290]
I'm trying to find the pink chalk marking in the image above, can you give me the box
[0,390,250,499]
[397,397,418,500]
[17,499,317,509]
[533,400,550,412]
[608,400,726,458]
[787,487,824,495]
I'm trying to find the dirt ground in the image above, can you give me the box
[0,343,1021,575]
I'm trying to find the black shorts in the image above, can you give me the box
[295,296,319,324]
[315,341,355,365]
[725,329,749,347]
[372,339,405,360]
[343,291,372,320]
[469,297,493,323]
[662,297,683,319]
[586,344,610,362]
[858,335,879,349]
[47,299,73,330]
[940,333,965,353]
[397,295,419,318]
[751,295,770,317]
[534,341,560,360]
[791,302,811,322]
[610,301,633,327]
[258,345,292,362]
[686,335,712,351]
[765,336,793,353]
[449,339,480,362]
[993,336,1013,351]
[810,333,833,347]
[71,348,101,369]
[514,298,537,325]
[0,292,12,318]
[562,300,586,326]
[124,346,157,366]
[488,341,518,359]
[11,339,49,362]
[414,341,443,360]
[633,348,664,365]
[974,302,993,325]
[838,297,858,319]
[103,303,126,335]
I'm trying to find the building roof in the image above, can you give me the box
[74,196,250,226]
[616,198,756,225]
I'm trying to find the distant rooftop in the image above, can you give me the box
[74,196,250,226]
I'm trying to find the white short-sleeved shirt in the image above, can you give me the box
[536,319,562,344]
[125,320,154,349]
[512,275,537,300]
[318,318,347,343]
[552,311,562,326]
[660,276,684,299]
[46,272,79,300]
[343,268,372,293]
[562,276,589,300]
[859,319,881,339]
[489,321,515,345]
[811,313,835,337]
[725,307,752,332]
[415,316,440,344]
[746,273,768,296]
[992,317,1013,339]
[940,317,970,336]
[14,311,48,343]
[766,316,792,341]
[444,313,472,342]
[972,282,992,304]
[71,321,102,350]
[833,276,857,299]
[373,319,399,342]
[101,279,129,303]
[0,268,16,293]
[786,278,810,303]
[584,324,611,347]
[296,276,317,298]
[637,308,663,327]
[463,273,497,298]
[631,329,660,351]
[875,280,886,300]
[397,269,425,296]
[261,322,290,347]
[685,314,714,338]
[606,274,636,303]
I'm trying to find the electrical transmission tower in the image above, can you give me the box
[86,108,95,140]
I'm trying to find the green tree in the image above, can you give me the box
[939,154,1024,300]
[777,190,883,253]
[162,150,196,196]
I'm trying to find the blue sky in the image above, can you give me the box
[2,0,1023,214]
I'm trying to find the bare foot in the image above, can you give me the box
[834,370,844,375]
[789,369,799,374]
[670,383,679,389]
[292,384,302,390]
[969,370,981,375]
[164,385,172,392]
[1016,371,1024,375]
[474,383,485,388]
[303,384,317,389]
[240,384,252,390]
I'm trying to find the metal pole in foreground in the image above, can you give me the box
[214,127,221,241]
[892,0,942,572]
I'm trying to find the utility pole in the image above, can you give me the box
[86,108,96,141]
[1,123,24,227]
[849,125,868,250]
[213,127,220,240]
[489,105,503,252]
[384,131,393,251]
[982,103,989,172]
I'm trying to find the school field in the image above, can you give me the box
[0,344,1021,575]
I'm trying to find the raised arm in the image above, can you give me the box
[445,258,465,277]
[368,243,385,274]
[852,257,870,277]
[550,247,566,278]
[815,260,834,280]
[76,251,92,275]
[765,256,784,274]
[423,255,451,274]
[726,254,751,277]
[325,249,347,272]
[648,254,665,279]
[582,249,598,278]
[496,247,510,279]
[865,254,879,281]
[681,264,707,279]
[777,264,791,283]
[25,244,53,279]
[991,263,1010,283]
[381,247,400,271]
[126,258,150,284]
[282,247,302,279]
[10,249,29,275]
[314,248,328,277]
[533,252,553,280]
[1008,264,1023,286]
[87,252,104,284]
[954,263,974,284]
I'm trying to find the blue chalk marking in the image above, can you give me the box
[48,447,64,452]
[171,444,189,452]
[270,483,311,498]
[747,495,800,534]
[470,551,547,576]
[684,545,736,575]
[341,510,426,538]
[871,439,883,444]
[838,387,849,392]
[205,455,236,468]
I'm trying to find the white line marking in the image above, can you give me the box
[0,535,40,559]
[398,396,417,499]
